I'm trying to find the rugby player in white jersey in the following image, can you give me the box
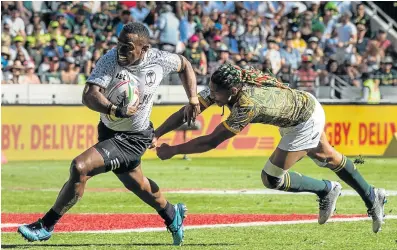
[18,22,200,246]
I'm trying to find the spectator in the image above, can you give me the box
[356,23,370,56]
[60,45,73,70]
[308,1,321,22]
[180,10,198,43]
[73,9,93,35]
[49,21,66,46]
[224,24,239,54]
[183,35,207,78]
[1,21,12,46]
[324,28,339,57]
[276,63,293,86]
[287,4,301,28]
[306,36,324,69]
[361,73,380,103]
[280,34,301,70]
[372,56,397,86]
[6,60,25,84]
[352,3,371,37]
[92,4,111,35]
[10,36,31,61]
[339,60,361,87]
[26,12,46,36]
[205,35,221,63]
[291,26,307,54]
[263,37,282,74]
[43,38,64,58]
[262,58,273,74]
[294,55,318,95]
[88,49,102,71]
[323,1,339,39]
[5,7,26,37]
[22,61,41,84]
[73,42,92,76]
[374,30,391,52]
[1,46,11,69]
[42,56,61,84]
[130,1,149,22]
[363,41,382,73]
[62,25,73,40]
[337,11,357,54]
[116,10,131,37]
[90,35,107,54]
[74,23,94,48]
[262,13,276,38]
[208,43,232,75]
[107,36,118,50]
[157,5,180,52]
[273,25,285,47]
[240,18,261,53]
[56,13,72,31]
[61,57,79,84]
[300,11,313,42]
[319,58,339,86]
[26,23,50,50]
[212,1,235,14]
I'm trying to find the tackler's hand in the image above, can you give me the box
[183,97,201,126]
[156,143,176,160]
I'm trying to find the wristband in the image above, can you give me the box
[189,96,199,105]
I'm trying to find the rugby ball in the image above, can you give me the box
[106,81,139,121]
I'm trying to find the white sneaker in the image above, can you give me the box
[318,181,342,225]
[367,188,387,233]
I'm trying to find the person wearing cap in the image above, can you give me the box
[61,57,79,84]
[10,36,31,62]
[336,10,357,54]
[49,21,67,47]
[306,36,324,67]
[280,34,301,70]
[323,2,340,39]
[291,26,307,54]
[300,12,314,42]
[6,60,25,84]
[21,61,41,84]
[263,36,282,74]
[206,35,222,62]
[295,54,318,95]
[26,23,51,49]
[372,56,397,86]
[208,43,231,75]
[74,41,93,76]
[308,1,321,22]
[43,38,64,58]
[42,56,61,84]
[74,23,94,48]
[184,35,207,78]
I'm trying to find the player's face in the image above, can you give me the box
[209,81,231,107]
[117,31,149,67]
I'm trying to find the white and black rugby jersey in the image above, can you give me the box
[87,48,180,132]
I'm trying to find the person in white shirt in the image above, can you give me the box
[17,23,200,246]
[337,11,357,54]
[5,8,26,37]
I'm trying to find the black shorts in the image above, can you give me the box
[94,121,154,174]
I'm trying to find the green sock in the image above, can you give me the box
[333,155,374,208]
[280,171,331,197]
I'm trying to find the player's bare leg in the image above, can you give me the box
[18,147,107,241]
[308,132,386,233]
[261,147,341,224]
[115,164,187,245]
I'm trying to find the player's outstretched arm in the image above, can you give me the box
[156,123,235,160]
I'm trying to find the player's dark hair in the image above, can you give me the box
[122,22,150,43]
[211,63,288,90]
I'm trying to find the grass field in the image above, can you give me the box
[2,157,397,249]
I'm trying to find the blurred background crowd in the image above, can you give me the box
[1,1,397,99]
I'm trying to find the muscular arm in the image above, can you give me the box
[157,123,236,159]
[177,55,198,101]
[82,83,112,114]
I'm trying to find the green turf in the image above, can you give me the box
[2,157,397,249]
[2,221,397,250]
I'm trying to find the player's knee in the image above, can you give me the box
[261,160,286,190]
[70,159,87,179]
[261,171,283,189]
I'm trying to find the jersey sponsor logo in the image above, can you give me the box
[145,70,156,86]
[115,73,127,81]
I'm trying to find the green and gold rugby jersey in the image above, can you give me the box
[198,85,316,134]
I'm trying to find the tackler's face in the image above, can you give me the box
[117,31,149,67]
[209,81,231,107]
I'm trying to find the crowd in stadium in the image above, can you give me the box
[1,1,397,92]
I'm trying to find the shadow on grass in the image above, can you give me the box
[2,243,237,248]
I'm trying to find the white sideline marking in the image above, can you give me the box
[4,188,397,196]
[4,216,397,233]
[69,215,397,234]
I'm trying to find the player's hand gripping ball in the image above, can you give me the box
[106,82,140,120]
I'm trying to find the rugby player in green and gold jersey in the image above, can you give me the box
[154,63,387,233]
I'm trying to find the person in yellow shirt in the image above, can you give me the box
[291,26,307,54]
